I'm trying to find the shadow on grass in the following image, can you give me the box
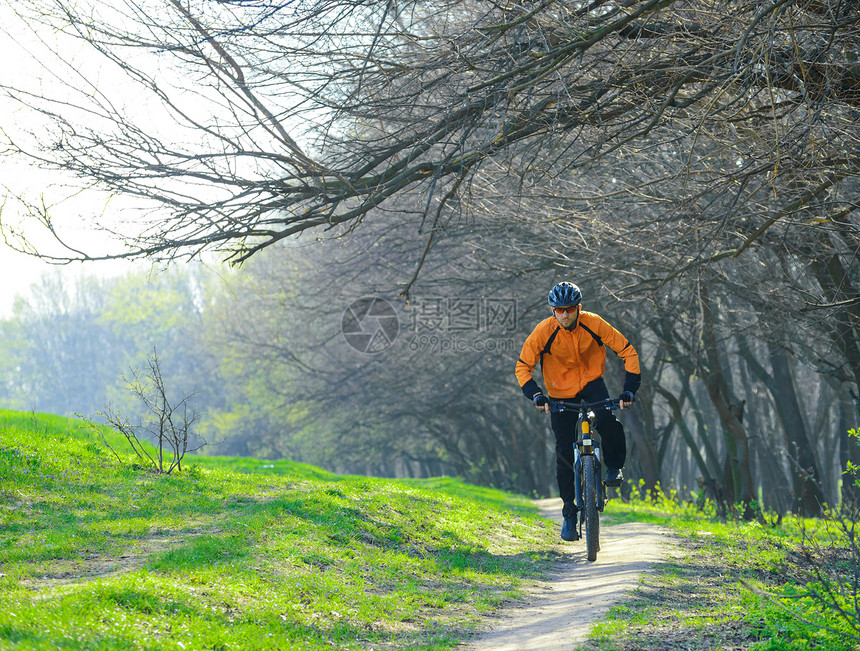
[0,615,463,651]
[139,492,554,582]
[0,579,462,650]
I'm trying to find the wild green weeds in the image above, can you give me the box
[0,409,559,650]
[585,481,859,650]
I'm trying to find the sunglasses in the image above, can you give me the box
[552,306,578,315]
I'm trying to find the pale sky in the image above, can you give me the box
[0,6,152,317]
[0,154,140,318]
[0,245,139,318]
[0,248,52,316]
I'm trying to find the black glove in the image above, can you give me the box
[533,393,549,408]
[619,391,635,404]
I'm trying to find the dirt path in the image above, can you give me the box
[463,498,675,650]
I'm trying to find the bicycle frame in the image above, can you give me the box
[551,399,618,503]
[549,398,621,560]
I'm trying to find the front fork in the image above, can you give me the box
[574,448,605,512]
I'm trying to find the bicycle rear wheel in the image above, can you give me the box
[583,456,600,561]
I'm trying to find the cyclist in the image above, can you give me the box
[515,282,641,541]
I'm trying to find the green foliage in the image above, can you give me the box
[0,267,223,429]
[845,428,860,488]
[100,272,193,335]
[583,495,859,650]
[0,409,559,650]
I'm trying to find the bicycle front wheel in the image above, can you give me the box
[583,456,600,561]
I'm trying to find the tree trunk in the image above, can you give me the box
[757,436,794,514]
[624,409,661,496]
[700,286,757,518]
[773,345,827,514]
[810,245,860,397]
[737,338,827,515]
[836,387,860,504]
[654,384,723,509]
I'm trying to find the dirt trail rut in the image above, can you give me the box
[463,498,674,650]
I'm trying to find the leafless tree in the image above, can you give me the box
[95,349,204,473]
[3,0,856,510]
[1,1,856,275]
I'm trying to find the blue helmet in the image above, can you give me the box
[547,282,582,307]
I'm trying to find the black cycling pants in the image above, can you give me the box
[550,377,626,506]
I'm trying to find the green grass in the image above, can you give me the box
[0,409,561,650]
[582,482,860,650]
[6,411,858,650]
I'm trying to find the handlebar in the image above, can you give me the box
[548,397,621,413]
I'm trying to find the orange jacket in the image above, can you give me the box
[515,311,640,399]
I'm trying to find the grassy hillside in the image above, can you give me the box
[4,409,858,650]
[0,410,559,650]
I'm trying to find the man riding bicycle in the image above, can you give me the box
[515,282,641,541]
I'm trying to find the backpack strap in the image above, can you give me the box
[539,326,561,367]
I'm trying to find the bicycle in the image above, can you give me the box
[548,397,622,562]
